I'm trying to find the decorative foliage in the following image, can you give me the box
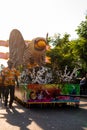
[18,65,80,85]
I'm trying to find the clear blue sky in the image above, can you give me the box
[0,0,87,40]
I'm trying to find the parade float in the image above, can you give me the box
[0,29,80,107]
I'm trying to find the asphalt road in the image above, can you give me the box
[0,98,87,130]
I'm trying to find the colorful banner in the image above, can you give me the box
[15,84,80,104]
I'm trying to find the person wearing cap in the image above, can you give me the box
[2,60,20,108]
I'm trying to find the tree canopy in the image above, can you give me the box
[46,16,87,75]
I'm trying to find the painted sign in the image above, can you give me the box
[15,84,80,104]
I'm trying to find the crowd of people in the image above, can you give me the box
[0,60,20,109]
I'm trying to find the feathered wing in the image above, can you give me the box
[9,29,26,67]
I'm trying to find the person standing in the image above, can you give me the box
[80,72,87,95]
[3,60,20,108]
[0,71,5,101]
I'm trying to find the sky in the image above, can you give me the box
[0,0,87,66]
[0,0,87,41]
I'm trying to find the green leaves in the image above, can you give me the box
[76,16,87,39]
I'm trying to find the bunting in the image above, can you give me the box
[0,40,9,47]
[0,41,9,66]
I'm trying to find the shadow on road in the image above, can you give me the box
[0,98,87,130]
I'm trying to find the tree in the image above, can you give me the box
[48,33,70,47]
[75,15,87,71]
[46,33,75,71]
[76,15,87,39]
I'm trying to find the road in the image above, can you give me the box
[0,98,87,130]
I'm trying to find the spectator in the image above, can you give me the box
[3,60,20,108]
[80,72,87,95]
[0,71,5,101]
